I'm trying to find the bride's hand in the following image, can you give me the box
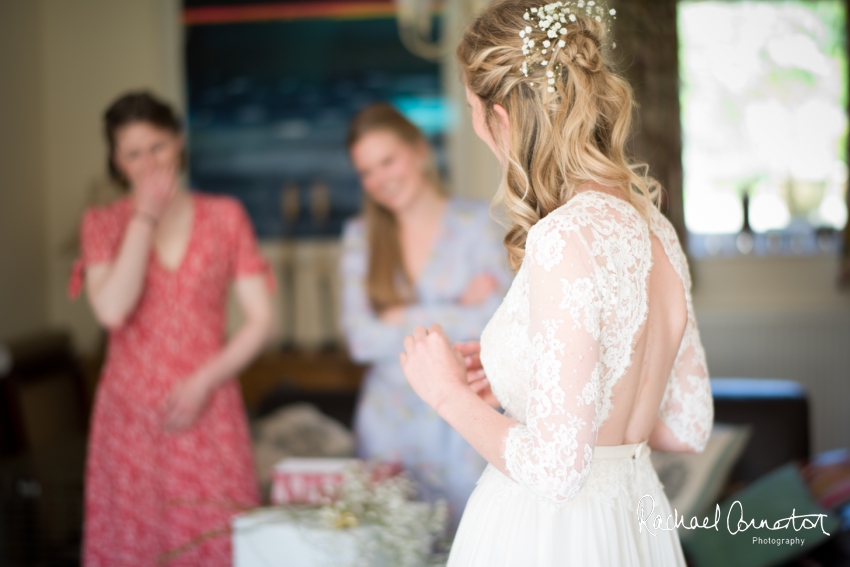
[400,324,468,412]
[455,340,500,408]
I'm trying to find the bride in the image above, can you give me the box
[399,0,714,565]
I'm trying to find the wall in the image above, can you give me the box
[441,0,503,202]
[693,255,850,454]
[0,1,181,349]
[0,0,49,342]
[37,0,182,353]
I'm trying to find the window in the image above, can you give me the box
[678,1,847,256]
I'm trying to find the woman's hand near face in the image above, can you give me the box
[112,121,182,219]
[460,272,499,306]
[400,324,468,412]
[134,166,177,220]
[85,165,176,329]
[455,340,500,407]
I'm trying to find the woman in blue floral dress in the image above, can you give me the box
[340,103,511,530]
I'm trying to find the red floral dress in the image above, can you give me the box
[69,193,270,566]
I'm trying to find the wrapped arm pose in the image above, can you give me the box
[340,214,506,364]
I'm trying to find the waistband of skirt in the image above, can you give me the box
[592,440,650,460]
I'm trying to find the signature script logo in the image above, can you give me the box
[636,495,831,537]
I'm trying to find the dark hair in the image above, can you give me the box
[104,91,183,188]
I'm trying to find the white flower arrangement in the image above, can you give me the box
[161,462,447,567]
[519,1,617,92]
[313,462,448,567]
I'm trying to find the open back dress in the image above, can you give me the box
[447,190,714,566]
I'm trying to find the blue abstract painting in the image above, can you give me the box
[184,1,448,237]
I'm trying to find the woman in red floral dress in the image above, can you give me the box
[69,92,274,566]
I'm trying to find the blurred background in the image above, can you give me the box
[0,0,848,565]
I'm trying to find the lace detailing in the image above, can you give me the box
[479,191,712,503]
[560,278,602,338]
[650,210,713,452]
[479,265,530,420]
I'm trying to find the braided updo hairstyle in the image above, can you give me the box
[457,0,661,270]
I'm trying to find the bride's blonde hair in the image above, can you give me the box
[457,0,662,270]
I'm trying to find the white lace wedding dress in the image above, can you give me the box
[447,190,714,566]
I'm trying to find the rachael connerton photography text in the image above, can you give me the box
[636,495,831,540]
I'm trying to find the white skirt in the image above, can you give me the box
[447,441,687,567]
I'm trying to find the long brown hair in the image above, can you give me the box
[457,0,662,271]
[346,103,443,312]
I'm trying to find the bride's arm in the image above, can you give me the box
[401,325,516,474]
[403,217,603,503]
[653,320,713,453]
[648,417,699,453]
[649,212,713,453]
[455,340,500,407]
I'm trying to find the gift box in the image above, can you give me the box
[232,505,440,567]
[271,458,403,505]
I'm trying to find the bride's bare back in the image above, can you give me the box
[578,183,690,447]
[535,184,709,451]
[599,229,689,446]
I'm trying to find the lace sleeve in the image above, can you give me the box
[658,311,713,452]
[652,212,713,453]
[503,218,603,502]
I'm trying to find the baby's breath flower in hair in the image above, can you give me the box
[519,1,617,89]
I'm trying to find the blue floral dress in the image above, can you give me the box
[340,197,511,530]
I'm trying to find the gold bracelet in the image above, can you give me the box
[133,210,158,228]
